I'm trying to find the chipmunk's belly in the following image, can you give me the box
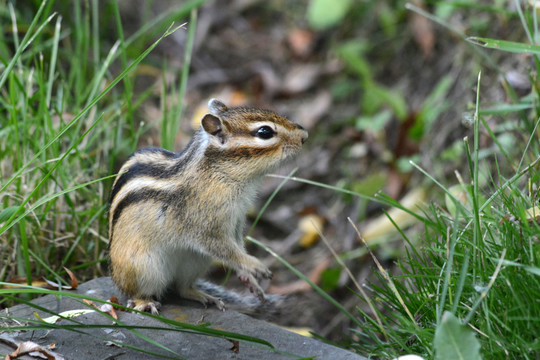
[172,247,212,290]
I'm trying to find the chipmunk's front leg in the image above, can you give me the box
[197,237,271,302]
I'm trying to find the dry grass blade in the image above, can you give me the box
[347,218,416,325]
[314,219,388,341]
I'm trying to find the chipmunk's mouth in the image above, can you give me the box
[281,144,302,160]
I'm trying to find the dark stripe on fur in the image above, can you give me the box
[111,185,193,229]
[109,145,197,203]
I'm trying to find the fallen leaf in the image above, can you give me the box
[6,340,64,360]
[500,205,540,225]
[278,325,314,337]
[409,0,435,59]
[228,339,240,353]
[361,187,427,242]
[63,267,78,289]
[287,28,316,58]
[3,276,49,289]
[503,70,531,95]
[268,257,332,294]
[100,303,118,320]
[298,214,326,248]
[42,269,78,291]
[294,90,332,130]
[281,64,326,94]
[40,309,95,324]
[83,299,95,307]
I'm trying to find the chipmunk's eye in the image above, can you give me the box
[255,126,275,140]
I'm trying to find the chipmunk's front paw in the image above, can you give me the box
[236,255,272,302]
[127,298,161,315]
[237,270,270,303]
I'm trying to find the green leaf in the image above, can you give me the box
[467,37,540,54]
[307,0,352,30]
[320,267,341,292]
[434,312,482,360]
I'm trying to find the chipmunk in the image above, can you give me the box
[108,99,308,315]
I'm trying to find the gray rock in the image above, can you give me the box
[1,277,366,359]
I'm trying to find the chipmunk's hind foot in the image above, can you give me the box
[180,288,225,311]
[127,298,162,315]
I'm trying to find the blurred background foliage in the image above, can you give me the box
[1,0,539,358]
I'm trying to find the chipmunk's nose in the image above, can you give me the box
[294,123,308,144]
[300,130,309,145]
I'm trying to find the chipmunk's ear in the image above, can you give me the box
[208,98,228,115]
[201,113,226,144]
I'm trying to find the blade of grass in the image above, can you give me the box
[467,36,540,54]
[516,115,540,172]
[45,15,61,108]
[0,22,184,199]
[60,204,108,269]
[164,9,196,150]
[248,168,298,236]
[479,103,533,115]
[317,220,388,341]
[472,72,484,256]
[463,249,506,325]
[0,1,55,89]
[2,172,118,238]
[514,0,534,45]
[0,112,107,237]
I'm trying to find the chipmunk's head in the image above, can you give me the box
[199,98,308,178]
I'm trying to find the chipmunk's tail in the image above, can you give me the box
[194,280,284,319]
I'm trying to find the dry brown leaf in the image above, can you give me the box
[277,325,314,337]
[287,28,316,58]
[42,277,77,291]
[361,187,427,242]
[3,276,48,289]
[83,299,96,307]
[228,339,240,353]
[410,0,435,59]
[298,214,325,248]
[63,267,78,289]
[281,64,325,94]
[80,298,118,319]
[294,91,332,130]
[268,257,331,294]
[100,303,118,320]
[6,340,64,360]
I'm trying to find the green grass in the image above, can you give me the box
[342,4,540,360]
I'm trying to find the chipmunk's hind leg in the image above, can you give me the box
[173,248,224,309]
[179,288,225,311]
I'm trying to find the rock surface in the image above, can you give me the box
[0,277,366,359]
